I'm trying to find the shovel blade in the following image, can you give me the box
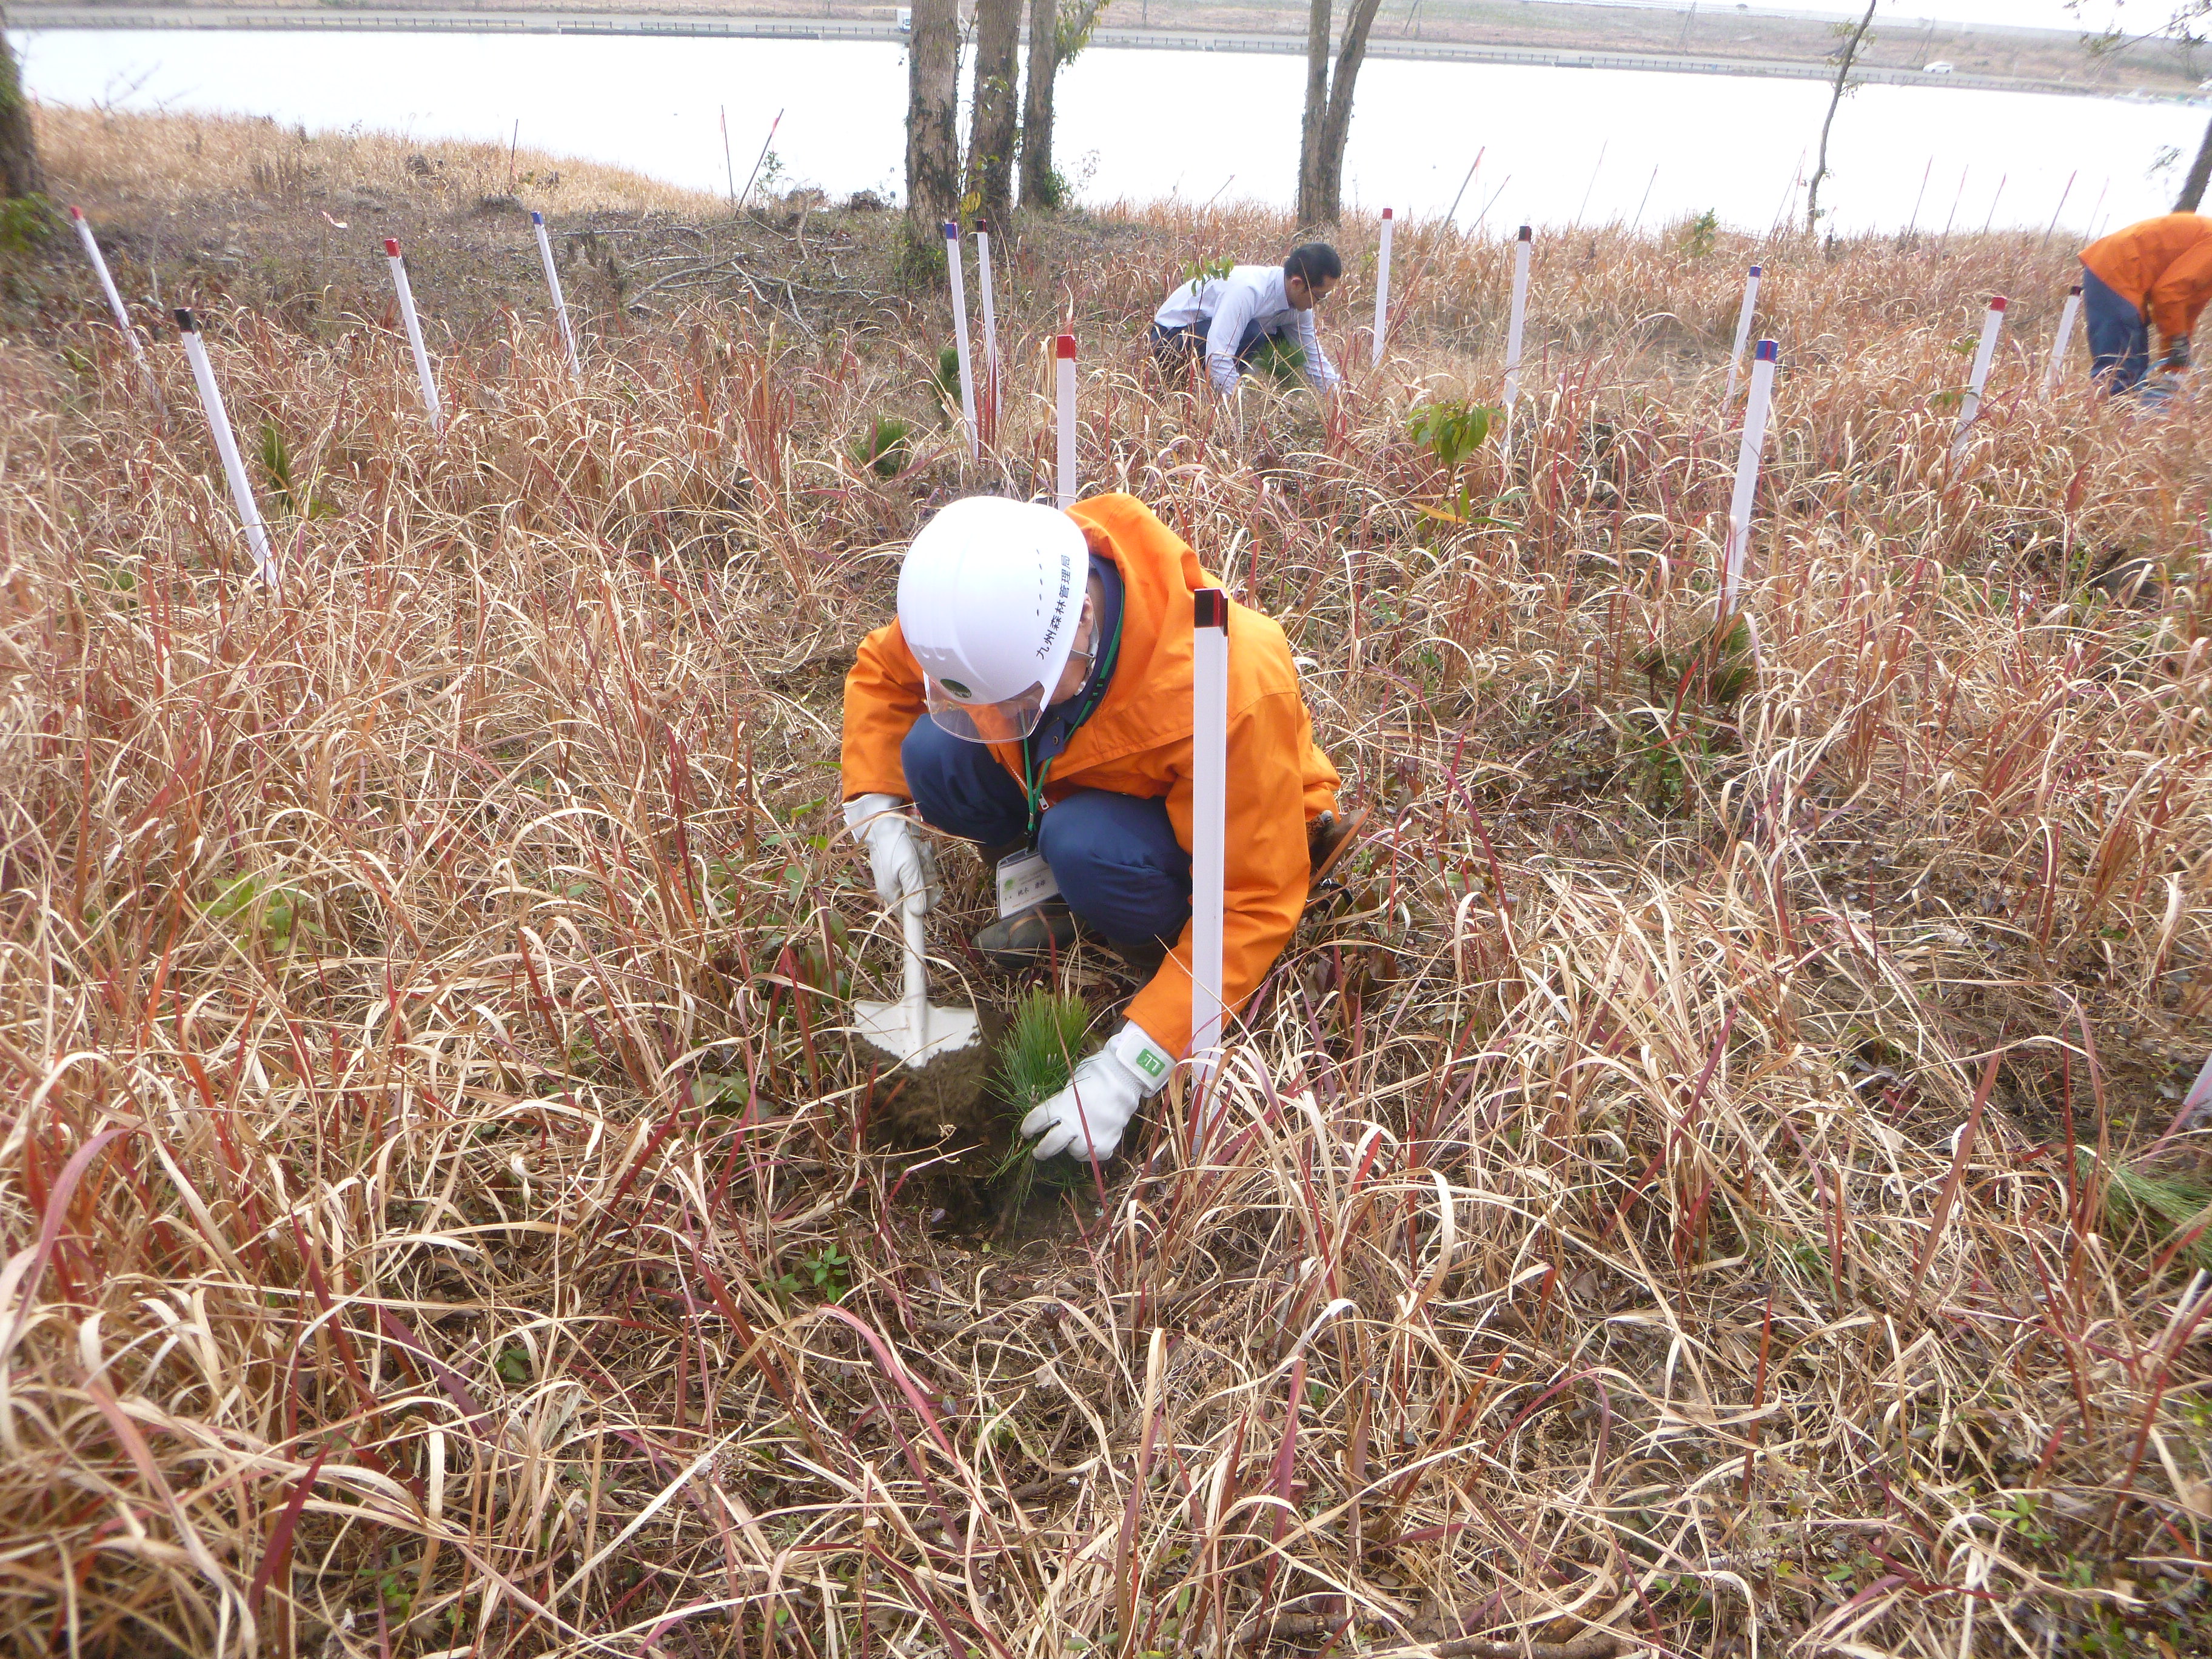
[854,999,982,1068]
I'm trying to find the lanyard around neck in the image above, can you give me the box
[1018,606,1125,846]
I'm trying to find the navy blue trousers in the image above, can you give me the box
[1150,315,1283,375]
[901,716,1191,947]
[2082,264,2151,395]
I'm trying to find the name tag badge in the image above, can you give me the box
[996,850,1060,919]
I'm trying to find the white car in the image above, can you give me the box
[897,7,911,29]
[1923,61,1955,74]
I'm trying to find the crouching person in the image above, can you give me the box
[1151,243,1344,396]
[841,494,1342,1162]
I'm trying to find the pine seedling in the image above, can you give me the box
[933,344,962,419]
[850,415,914,479]
[991,989,1094,1195]
[2079,1148,2212,1271]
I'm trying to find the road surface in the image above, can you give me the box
[10,1,2196,102]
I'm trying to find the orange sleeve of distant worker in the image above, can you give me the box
[2082,213,2212,341]
[2147,235,2212,343]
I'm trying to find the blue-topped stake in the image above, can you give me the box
[1721,337,1780,618]
[530,210,581,378]
[69,206,159,414]
[173,309,278,589]
[1504,224,1533,414]
[942,220,977,460]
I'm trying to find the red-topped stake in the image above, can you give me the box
[1952,295,2008,457]
[2045,283,2083,395]
[1372,206,1396,369]
[974,217,1000,448]
[383,237,443,431]
[1056,333,1078,508]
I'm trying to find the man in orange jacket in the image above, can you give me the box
[842,494,1341,1162]
[2079,212,2212,395]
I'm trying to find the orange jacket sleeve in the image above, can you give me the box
[841,620,927,801]
[2148,237,2212,343]
[1127,685,1316,1059]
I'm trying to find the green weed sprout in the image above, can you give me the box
[1406,398,1499,523]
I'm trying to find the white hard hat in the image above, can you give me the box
[898,497,1088,745]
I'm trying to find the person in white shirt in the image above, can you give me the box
[1151,243,1344,395]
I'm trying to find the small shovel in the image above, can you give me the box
[855,890,981,1068]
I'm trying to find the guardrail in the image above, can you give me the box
[13,5,905,35]
[11,2,2189,100]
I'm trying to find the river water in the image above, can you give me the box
[11,24,2205,236]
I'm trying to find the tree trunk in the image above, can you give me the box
[1309,0,1382,226]
[1018,0,1057,208]
[1295,0,1332,227]
[906,0,961,229]
[1805,0,1877,235]
[2176,115,2212,213]
[1295,0,1382,227]
[0,15,45,201]
[968,0,1021,221]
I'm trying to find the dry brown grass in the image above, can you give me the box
[2,110,2211,1659]
[36,104,725,220]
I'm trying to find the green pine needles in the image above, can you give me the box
[995,988,1093,1115]
[2080,1149,2212,1272]
[990,989,1094,1193]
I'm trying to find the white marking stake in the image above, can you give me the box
[975,218,1000,447]
[942,221,977,461]
[1191,587,1229,1075]
[69,206,157,405]
[1721,338,1778,618]
[2044,283,2081,396]
[173,309,278,589]
[1952,295,2007,458]
[530,210,581,378]
[1372,206,1395,369]
[1056,332,1078,509]
[1725,263,1763,403]
[384,238,443,432]
[1504,224,1532,412]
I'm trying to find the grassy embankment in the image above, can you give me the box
[3,107,2212,1657]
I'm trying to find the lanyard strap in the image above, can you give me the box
[1019,608,1125,846]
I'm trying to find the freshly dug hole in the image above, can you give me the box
[866,1026,999,1149]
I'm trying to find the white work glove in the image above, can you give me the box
[1021,1022,1174,1162]
[843,793,933,910]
